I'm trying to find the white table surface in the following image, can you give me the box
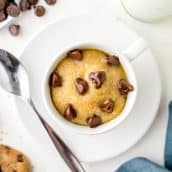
[0,0,172,171]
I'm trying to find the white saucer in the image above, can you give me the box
[15,16,161,162]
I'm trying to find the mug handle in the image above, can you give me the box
[123,38,148,61]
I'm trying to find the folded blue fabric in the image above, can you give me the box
[117,101,172,172]
[117,158,171,172]
[165,102,172,170]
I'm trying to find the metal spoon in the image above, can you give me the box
[0,49,85,172]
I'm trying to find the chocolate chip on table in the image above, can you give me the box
[89,71,106,89]
[67,49,82,61]
[86,114,102,128]
[28,0,38,5]
[117,79,134,95]
[9,24,20,36]
[64,104,77,121]
[19,0,30,11]
[0,10,6,22]
[0,0,6,10]
[17,154,24,162]
[75,78,88,95]
[0,0,57,33]
[106,55,120,66]
[45,0,56,5]
[49,72,62,87]
[6,4,20,17]
[100,99,114,113]
[34,5,45,17]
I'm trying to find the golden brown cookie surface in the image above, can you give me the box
[0,144,30,172]
[50,49,128,126]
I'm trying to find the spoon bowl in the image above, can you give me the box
[0,50,30,99]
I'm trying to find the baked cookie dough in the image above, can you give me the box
[50,49,134,127]
[0,144,30,172]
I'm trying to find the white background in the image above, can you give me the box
[0,0,172,171]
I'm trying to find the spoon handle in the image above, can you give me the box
[29,100,85,172]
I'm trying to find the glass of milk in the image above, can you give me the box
[121,0,172,22]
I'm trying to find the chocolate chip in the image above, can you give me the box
[117,79,134,94]
[100,99,114,113]
[89,71,106,89]
[75,78,88,95]
[64,104,77,121]
[106,55,120,66]
[6,4,20,17]
[4,145,10,150]
[34,5,45,17]
[28,0,38,5]
[0,10,6,22]
[19,0,30,11]
[67,49,82,61]
[86,114,102,128]
[45,0,56,5]
[49,72,62,87]
[9,24,20,36]
[17,154,24,162]
[0,0,6,10]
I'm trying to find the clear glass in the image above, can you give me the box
[121,0,172,23]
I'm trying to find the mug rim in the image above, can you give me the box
[42,43,138,135]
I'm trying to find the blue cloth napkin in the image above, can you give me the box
[117,101,172,172]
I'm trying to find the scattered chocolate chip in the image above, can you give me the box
[49,72,62,87]
[0,10,6,22]
[19,0,30,11]
[75,78,88,95]
[86,114,102,128]
[89,71,106,89]
[45,0,56,5]
[100,99,114,113]
[64,104,77,121]
[28,0,38,5]
[9,24,20,36]
[0,0,56,32]
[67,49,82,61]
[6,4,20,17]
[17,154,24,162]
[34,5,45,17]
[0,0,6,10]
[106,55,120,66]
[117,79,134,94]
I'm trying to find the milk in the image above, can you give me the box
[122,0,172,22]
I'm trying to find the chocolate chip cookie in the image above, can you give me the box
[50,49,134,127]
[0,144,30,172]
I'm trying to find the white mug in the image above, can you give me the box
[42,39,147,135]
